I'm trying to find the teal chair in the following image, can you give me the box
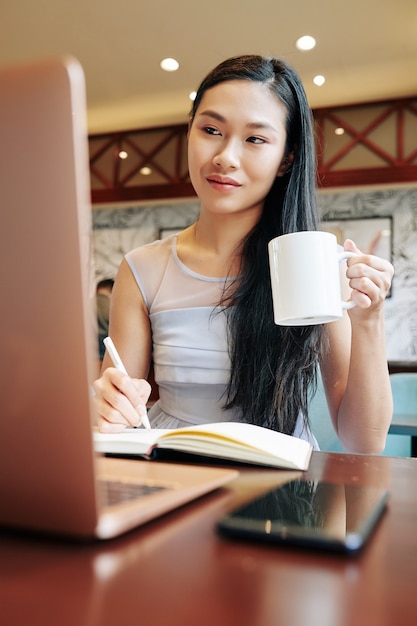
[386,372,417,457]
[389,372,417,412]
[309,372,413,456]
[309,375,344,452]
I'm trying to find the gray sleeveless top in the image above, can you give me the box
[125,236,318,448]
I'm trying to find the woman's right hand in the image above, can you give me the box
[92,368,151,433]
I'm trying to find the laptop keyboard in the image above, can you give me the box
[99,479,169,507]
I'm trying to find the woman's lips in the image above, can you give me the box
[206,175,241,190]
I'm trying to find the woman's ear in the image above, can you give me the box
[277,151,295,177]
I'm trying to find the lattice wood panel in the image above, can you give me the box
[89,98,417,204]
[315,97,417,187]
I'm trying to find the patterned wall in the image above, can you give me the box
[93,186,417,362]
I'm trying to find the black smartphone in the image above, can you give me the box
[217,479,389,554]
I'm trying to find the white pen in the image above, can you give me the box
[103,336,151,430]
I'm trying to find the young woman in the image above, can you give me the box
[93,55,394,454]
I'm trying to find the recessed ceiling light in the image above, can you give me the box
[313,75,326,86]
[160,57,179,72]
[296,35,316,51]
[335,127,345,135]
[118,150,128,159]
[139,166,152,176]
[189,91,197,101]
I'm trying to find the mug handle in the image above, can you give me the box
[338,251,358,310]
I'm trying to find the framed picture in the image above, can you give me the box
[322,216,392,260]
[322,215,393,296]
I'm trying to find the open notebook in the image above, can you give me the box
[94,422,313,470]
[0,56,237,540]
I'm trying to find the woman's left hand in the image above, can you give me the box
[343,238,394,312]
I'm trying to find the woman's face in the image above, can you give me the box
[188,80,289,219]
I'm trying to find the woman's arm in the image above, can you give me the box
[320,240,394,454]
[93,259,152,433]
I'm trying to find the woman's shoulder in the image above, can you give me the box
[126,234,175,265]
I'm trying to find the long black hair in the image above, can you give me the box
[190,55,326,435]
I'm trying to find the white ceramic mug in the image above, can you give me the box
[268,231,357,326]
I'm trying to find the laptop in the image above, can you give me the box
[0,56,237,540]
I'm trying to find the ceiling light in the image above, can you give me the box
[335,127,345,135]
[139,166,152,176]
[189,91,197,101]
[118,150,128,159]
[160,58,179,72]
[313,75,326,86]
[296,35,316,51]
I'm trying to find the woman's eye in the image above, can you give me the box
[247,136,266,144]
[204,126,221,135]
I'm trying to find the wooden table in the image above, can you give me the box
[1,452,417,626]
[389,413,417,456]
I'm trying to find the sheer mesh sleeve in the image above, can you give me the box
[125,236,229,313]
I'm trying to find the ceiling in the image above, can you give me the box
[1,0,416,134]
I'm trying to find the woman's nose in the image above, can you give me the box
[213,139,240,170]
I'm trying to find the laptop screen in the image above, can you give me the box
[0,56,101,534]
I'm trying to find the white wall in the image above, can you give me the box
[319,186,417,362]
